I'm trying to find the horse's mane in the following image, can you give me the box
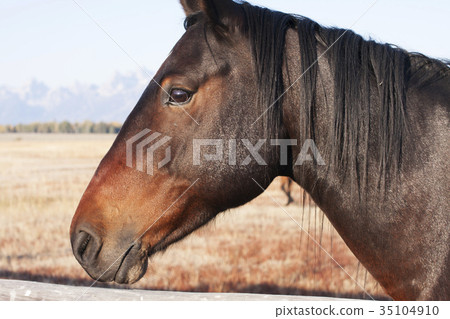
[185,2,450,194]
[240,3,450,189]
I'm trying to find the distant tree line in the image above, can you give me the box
[0,121,122,134]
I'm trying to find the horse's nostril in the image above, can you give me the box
[77,231,91,260]
[72,229,102,266]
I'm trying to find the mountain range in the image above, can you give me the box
[0,71,151,125]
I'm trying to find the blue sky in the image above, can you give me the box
[1,0,449,88]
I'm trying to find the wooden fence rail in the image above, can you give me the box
[0,279,348,301]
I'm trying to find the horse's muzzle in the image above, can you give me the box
[71,224,148,284]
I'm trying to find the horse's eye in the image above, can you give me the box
[168,89,191,105]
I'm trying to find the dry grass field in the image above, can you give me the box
[0,134,389,299]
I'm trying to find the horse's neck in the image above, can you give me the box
[281,28,449,300]
[282,29,345,206]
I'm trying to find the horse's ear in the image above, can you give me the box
[180,0,241,28]
[180,0,202,16]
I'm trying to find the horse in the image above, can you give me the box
[70,0,449,300]
[279,176,294,205]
